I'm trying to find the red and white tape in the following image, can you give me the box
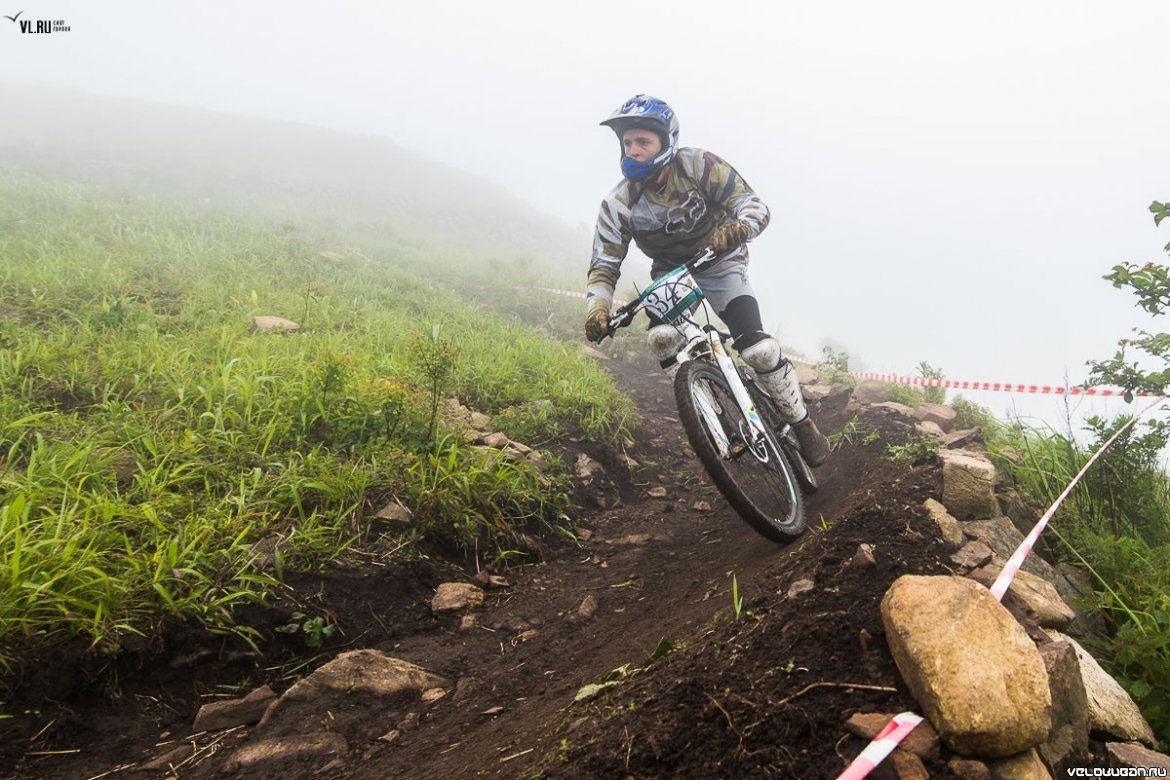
[989,392,1167,599]
[837,392,1166,780]
[530,286,1153,397]
[835,713,924,780]
[850,372,1156,398]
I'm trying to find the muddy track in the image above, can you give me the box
[1,355,946,780]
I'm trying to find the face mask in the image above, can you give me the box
[621,156,659,182]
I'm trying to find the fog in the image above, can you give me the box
[3,0,1169,430]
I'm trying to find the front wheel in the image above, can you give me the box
[674,360,806,543]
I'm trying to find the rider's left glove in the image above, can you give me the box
[585,304,611,343]
[709,221,752,253]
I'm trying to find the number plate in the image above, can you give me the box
[642,268,703,324]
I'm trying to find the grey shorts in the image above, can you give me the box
[691,261,755,314]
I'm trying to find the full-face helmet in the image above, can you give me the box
[600,94,679,182]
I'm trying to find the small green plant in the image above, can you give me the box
[883,435,940,467]
[275,612,336,649]
[828,416,861,450]
[917,361,946,404]
[406,324,460,449]
[730,572,744,620]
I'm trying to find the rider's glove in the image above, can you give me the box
[709,220,752,253]
[585,304,611,343]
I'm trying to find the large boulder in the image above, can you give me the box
[1036,639,1090,775]
[939,449,1000,520]
[1044,630,1157,747]
[854,381,889,404]
[961,517,1058,581]
[915,403,957,432]
[882,575,1052,757]
[968,564,1076,629]
[923,498,965,548]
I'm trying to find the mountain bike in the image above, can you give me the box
[606,250,816,543]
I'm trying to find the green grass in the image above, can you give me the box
[0,171,637,670]
[997,412,1170,743]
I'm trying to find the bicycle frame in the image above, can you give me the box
[610,258,779,465]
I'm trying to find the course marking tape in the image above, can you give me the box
[850,372,1157,398]
[989,393,1167,600]
[528,287,1154,397]
[835,712,924,780]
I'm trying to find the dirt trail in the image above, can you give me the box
[1,355,949,780]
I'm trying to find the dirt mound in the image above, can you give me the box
[1,356,961,780]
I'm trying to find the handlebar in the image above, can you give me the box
[605,248,718,338]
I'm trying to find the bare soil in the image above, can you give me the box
[1,356,965,780]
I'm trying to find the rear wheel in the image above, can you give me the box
[674,360,805,543]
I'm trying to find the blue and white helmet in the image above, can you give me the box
[600,94,680,182]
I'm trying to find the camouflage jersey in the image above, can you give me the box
[586,147,771,311]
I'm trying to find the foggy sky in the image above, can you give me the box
[3,0,1169,429]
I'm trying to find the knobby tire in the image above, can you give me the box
[674,360,806,543]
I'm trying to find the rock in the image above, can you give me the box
[924,498,965,548]
[193,685,278,732]
[881,575,1052,757]
[252,315,300,332]
[1106,742,1170,771]
[431,583,485,614]
[852,544,877,568]
[795,365,820,385]
[962,517,1058,581]
[787,579,815,598]
[224,734,347,773]
[803,385,833,403]
[1036,639,1090,775]
[576,453,605,482]
[647,486,667,498]
[469,411,492,430]
[871,401,917,418]
[1050,563,1105,637]
[421,688,447,703]
[472,571,510,589]
[480,432,510,448]
[942,428,985,450]
[855,381,890,404]
[845,713,940,760]
[916,420,945,437]
[873,748,929,779]
[915,403,956,432]
[458,614,477,631]
[280,650,445,704]
[984,748,1052,779]
[375,499,412,523]
[1044,630,1157,747]
[950,541,995,570]
[947,758,991,780]
[578,595,598,619]
[691,499,712,512]
[968,565,1076,629]
[939,449,1000,520]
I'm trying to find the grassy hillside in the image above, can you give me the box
[0,171,634,670]
[0,84,585,285]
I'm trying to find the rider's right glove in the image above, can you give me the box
[709,220,752,253]
[585,303,611,343]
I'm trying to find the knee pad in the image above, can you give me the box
[739,336,783,374]
[647,324,685,363]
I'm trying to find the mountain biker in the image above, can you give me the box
[585,94,830,467]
